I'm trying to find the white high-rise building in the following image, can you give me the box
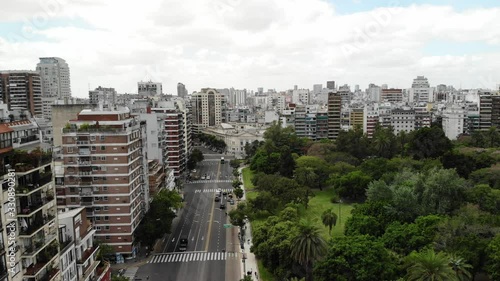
[37,57,71,99]
[442,104,466,140]
[313,84,322,95]
[410,76,434,103]
[191,88,224,133]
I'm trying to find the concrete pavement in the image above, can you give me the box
[238,166,260,280]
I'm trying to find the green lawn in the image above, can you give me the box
[242,167,255,190]
[301,189,354,239]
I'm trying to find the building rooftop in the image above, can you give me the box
[58,207,85,219]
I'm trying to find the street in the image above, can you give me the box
[135,147,241,281]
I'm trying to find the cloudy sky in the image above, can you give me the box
[0,0,499,97]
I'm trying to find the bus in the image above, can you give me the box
[179,237,188,251]
[221,157,224,164]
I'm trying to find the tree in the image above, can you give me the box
[232,179,242,189]
[229,203,249,228]
[240,276,252,281]
[335,127,371,159]
[290,220,327,281]
[366,180,393,202]
[448,254,473,281]
[96,243,115,261]
[321,209,337,235]
[190,148,204,162]
[404,249,459,281]
[407,126,452,160]
[371,125,398,158]
[314,235,397,281]
[485,234,500,280]
[230,159,241,169]
[294,156,331,190]
[334,170,372,201]
[233,188,244,201]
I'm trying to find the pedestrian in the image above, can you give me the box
[147,276,149,280]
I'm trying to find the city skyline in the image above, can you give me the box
[0,0,499,97]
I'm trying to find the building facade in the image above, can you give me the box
[58,108,146,257]
[138,81,162,97]
[36,57,71,99]
[327,91,341,139]
[190,88,224,134]
[0,71,43,117]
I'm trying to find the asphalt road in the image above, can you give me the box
[136,147,240,281]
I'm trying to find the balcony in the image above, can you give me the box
[81,199,94,206]
[19,215,56,236]
[79,149,91,155]
[17,172,53,194]
[80,190,93,196]
[93,262,110,281]
[56,189,65,196]
[20,135,40,144]
[77,245,99,264]
[22,230,58,256]
[24,244,59,277]
[17,195,55,217]
[9,149,52,173]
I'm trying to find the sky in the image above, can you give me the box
[0,0,499,98]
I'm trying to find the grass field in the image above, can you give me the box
[301,189,354,239]
[241,168,354,281]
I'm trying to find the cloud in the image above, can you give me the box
[0,0,499,97]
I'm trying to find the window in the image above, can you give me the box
[104,216,109,221]
[104,206,108,210]
[101,156,106,161]
[104,196,108,201]
[96,226,102,231]
[70,187,76,193]
[91,146,96,151]
[95,217,101,221]
[101,146,105,151]
[92,156,97,161]
[100,136,105,141]
[103,186,108,191]
[105,226,110,230]
[70,198,76,203]
[90,136,96,141]
[105,236,110,240]
[68,147,73,153]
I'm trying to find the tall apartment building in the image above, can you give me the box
[326,81,336,90]
[0,124,60,281]
[442,104,466,140]
[349,108,364,130]
[177,83,188,98]
[36,57,71,99]
[479,93,500,130]
[151,100,191,178]
[363,106,379,138]
[316,111,329,140]
[327,91,341,139]
[191,88,224,134]
[89,87,117,106]
[381,88,403,103]
[58,207,111,281]
[391,109,416,134]
[0,71,43,117]
[410,76,433,103]
[58,108,146,257]
[138,81,162,97]
[367,84,381,102]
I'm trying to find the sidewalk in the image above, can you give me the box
[238,166,260,280]
[110,204,184,272]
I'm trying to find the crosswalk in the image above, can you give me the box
[195,188,233,193]
[190,180,232,184]
[149,252,238,263]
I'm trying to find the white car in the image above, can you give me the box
[216,188,222,194]
[201,175,206,180]
[206,175,211,180]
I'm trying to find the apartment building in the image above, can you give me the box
[151,102,189,178]
[191,88,224,134]
[0,71,43,117]
[349,108,364,130]
[148,160,166,197]
[327,91,341,139]
[88,87,116,106]
[0,131,60,281]
[316,111,329,140]
[58,108,146,257]
[58,208,110,281]
[138,81,162,97]
[381,88,403,103]
[442,104,466,140]
[391,109,415,134]
[363,106,379,138]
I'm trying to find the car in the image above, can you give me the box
[206,175,211,180]
[192,169,196,173]
[220,204,226,209]
[214,197,220,202]
[223,191,227,195]
[228,194,233,198]
[201,176,206,180]
[229,199,235,205]
[216,188,222,194]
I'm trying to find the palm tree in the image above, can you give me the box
[321,209,338,235]
[290,220,327,281]
[405,249,458,281]
[449,254,472,281]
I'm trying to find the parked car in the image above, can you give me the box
[206,175,211,180]
[220,204,226,209]
[229,199,235,205]
[215,197,220,202]
[201,175,206,180]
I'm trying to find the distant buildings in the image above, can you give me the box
[138,81,162,97]
[327,91,342,139]
[89,86,117,106]
[37,57,71,99]
[191,88,224,134]
[177,83,188,98]
[0,70,43,117]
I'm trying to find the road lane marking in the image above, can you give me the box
[205,160,222,252]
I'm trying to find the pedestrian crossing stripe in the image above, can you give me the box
[194,189,233,193]
[149,252,238,263]
[190,180,232,184]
